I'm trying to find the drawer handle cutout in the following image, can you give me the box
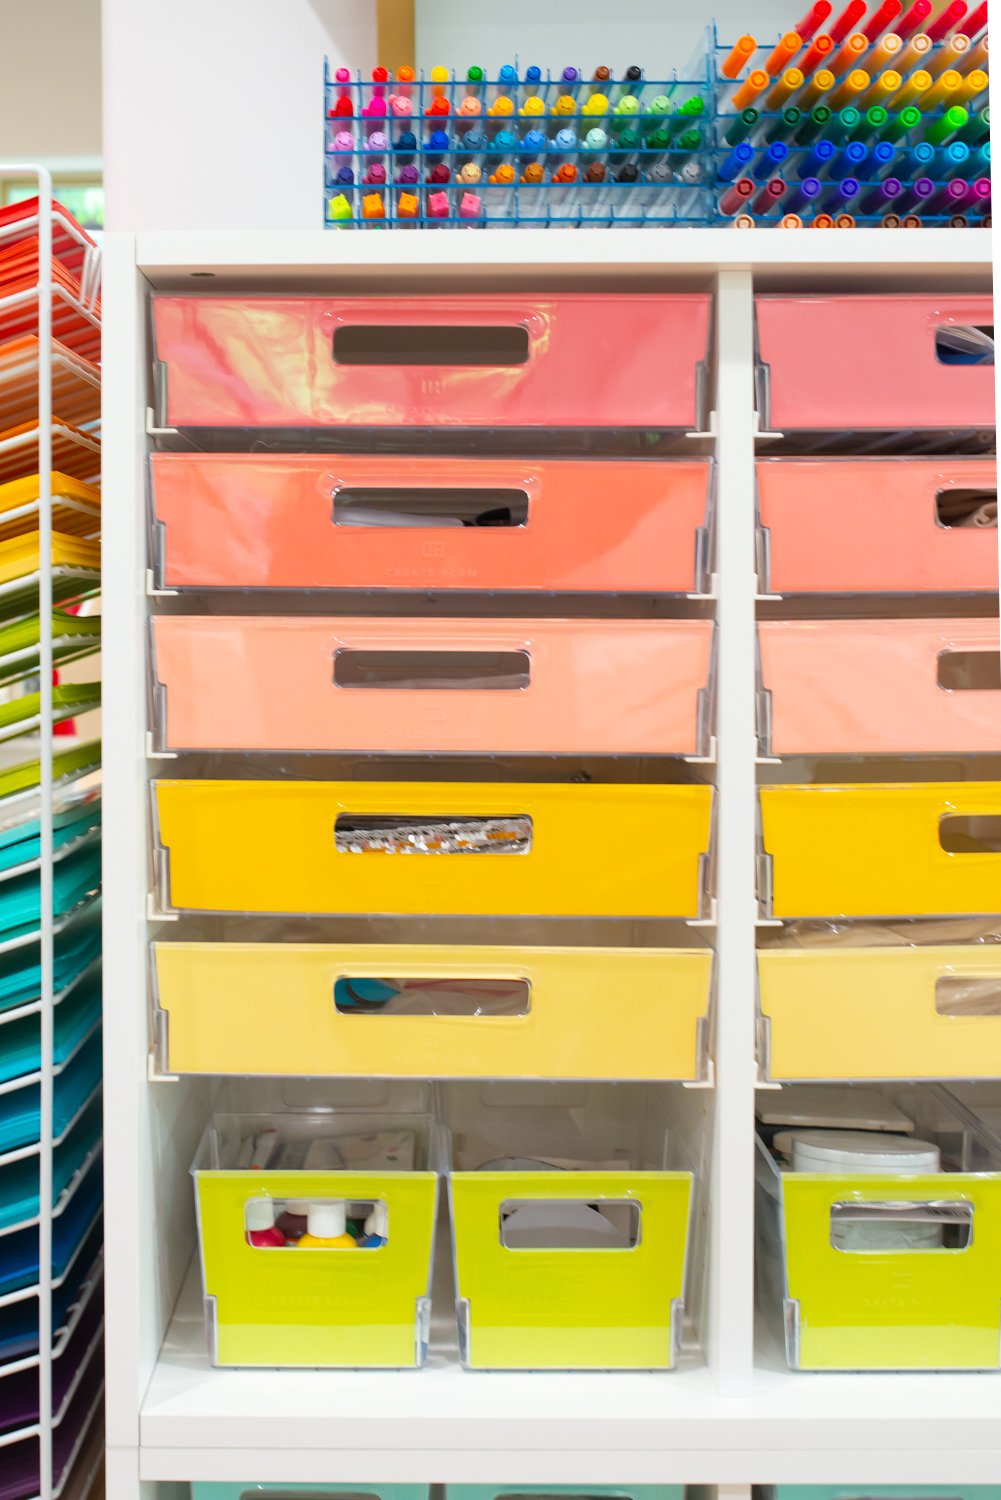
[333,487,529,528]
[939,815,1001,854]
[334,813,532,854]
[935,975,1001,1016]
[935,487,997,528]
[937,649,1001,691]
[935,324,994,365]
[500,1198,641,1251]
[334,975,531,1015]
[830,1200,972,1252]
[244,1196,388,1249]
[333,324,530,366]
[333,650,531,691]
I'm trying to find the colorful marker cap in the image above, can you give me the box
[490,163,516,184]
[523,128,547,152]
[395,130,417,150]
[646,126,672,149]
[427,190,450,216]
[330,96,353,118]
[390,95,413,116]
[462,128,487,150]
[616,163,639,182]
[525,65,542,83]
[397,163,419,184]
[458,162,482,183]
[361,192,384,219]
[427,129,449,151]
[333,130,354,152]
[554,127,577,149]
[397,191,419,217]
[521,163,545,182]
[489,96,515,116]
[372,67,389,84]
[365,164,387,184]
[520,96,545,115]
[584,161,607,181]
[334,67,351,84]
[583,93,610,115]
[427,163,450,183]
[336,166,355,185]
[499,64,518,84]
[430,65,449,83]
[467,65,484,82]
[614,95,639,115]
[551,94,576,114]
[459,97,482,116]
[562,66,579,82]
[616,127,641,149]
[425,96,450,116]
[584,127,608,149]
[459,191,483,216]
[367,131,388,151]
[553,162,578,181]
[492,128,518,150]
[650,161,674,181]
[327,193,353,221]
[649,95,672,115]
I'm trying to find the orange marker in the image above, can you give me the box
[896,31,933,70]
[732,67,769,107]
[895,65,932,102]
[765,30,802,73]
[362,192,385,219]
[829,31,867,73]
[801,66,837,102]
[964,35,988,71]
[396,191,419,218]
[488,95,515,116]
[835,212,857,226]
[780,212,805,226]
[722,34,757,77]
[800,32,835,70]
[489,163,516,185]
[520,163,545,183]
[552,162,578,183]
[830,66,869,104]
[395,65,415,96]
[867,30,903,66]
[734,213,757,227]
[768,67,805,104]
[924,66,963,104]
[813,212,835,225]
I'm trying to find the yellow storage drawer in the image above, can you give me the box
[759,947,1001,1081]
[760,782,1001,919]
[153,780,713,918]
[154,942,713,1081]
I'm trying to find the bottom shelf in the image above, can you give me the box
[139,1260,1001,1485]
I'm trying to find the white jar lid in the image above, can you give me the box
[307,1201,347,1238]
[791,1130,940,1173]
[283,1200,311,1216]
[245,1199,276,1232]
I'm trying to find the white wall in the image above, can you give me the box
[414,0,794,78]
[102,0,376,230]
[1,0,101,161]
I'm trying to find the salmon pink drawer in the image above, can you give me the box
[760,782,1001,918]
[152,294,710,429]
[757,458,999,596]
[152,779,713,918]
[150,616,714,757]
[758,618,1001,756]
[149,454,714,595]
[756,295,995,431]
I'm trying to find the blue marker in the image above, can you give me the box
[395,130,417,152]
[490,127,519,153]
[871,140,895,172]
[753,141,788,180]
[719,142,754,182]
[976,142,991,170]
[522,126,548,155]
[807,138,837,175]
[839,140,868,173]
[907,141,935,173]
[937,141,971,173]
[786,175,822,212]
[553,126,578,152]
[336,165,355,186]
[427,128,450,154]
[584,127,608,150]
[359,1204,389,1248]
[525,65,543,85]
[461,127,488,152]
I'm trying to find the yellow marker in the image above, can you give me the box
[722,34,757,78]
[767,67,805,106]
[429,64,449,97]
[801,66,836,104]
[519,95,545,115]
[957,68,989,103]
[581,91,609,114]
[765,30,801,75]
[829,32,867,76]
[830,67,869,107]
[488,95,515,116]
[894,67,932,105]
[732,67,769,108]
[926,33,970,74]
[866,31,902,70]
[896,32,932,74]
[550,94,576,115]
[863,69,901,105]
[924,67,963,107]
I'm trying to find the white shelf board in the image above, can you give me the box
[136,227,992,288]
[139,1261,1001,1485]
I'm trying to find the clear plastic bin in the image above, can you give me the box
[444,1082,697,1370]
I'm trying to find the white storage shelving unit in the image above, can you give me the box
[101,227,996,1500]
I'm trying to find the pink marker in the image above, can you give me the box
[364,163,387,185]
[459,191,482,217]
[427,190,450,217]
[332,130,354,152]
[927,0,967,38]
[367,130,388,152]
[334,67,351,84]
[389,93,413,116]
[362,97,387,118]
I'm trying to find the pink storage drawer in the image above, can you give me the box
[151,294,710,429]
[759,618,1001,756]
[150,454,713,595]
[151,616,714,756]
[756,295,995,430]
[757,458,999,596]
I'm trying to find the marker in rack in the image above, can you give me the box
[895,0,932,36]
[795,1,834,39]
[830,0,867,42]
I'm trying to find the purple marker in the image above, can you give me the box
[367,131,388,153]
[562,66,580,84]
[834,176,860,206]
[908,176,937,208]
[861,176,901,213]
[787,176,822,212]
[332,130,354,153]
[397,163,420,185]
[336,166,355,186]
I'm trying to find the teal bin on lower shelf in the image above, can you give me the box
[193,1488,429,1500]
[764,1489,1001,1500]
[448,1489,683,1500]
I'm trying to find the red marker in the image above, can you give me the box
[963,0,988,33]
[801,32,835,69]
[927,0,968,37]
[720,176,755,214]
[795,0,833,37]
[330,96,353,118]
[863,0,903,39]
[829,0,867,41]
[371,65,389,98]
[896,0,933,32]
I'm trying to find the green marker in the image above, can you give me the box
[648,94,672,116]
[863,104,888,137]
[724,106,758,146]
[645,125,672,149]
[676,126,702,151]
[766,106,801,145]
[957,106,989,144]
[615,126,642,150]
[466,65,484,82]
[795,104,831,145]
[830,105,862,142]
[676,94,704,118]
[880,105,920,142]
[327,193,353,224]
[926,104,969,145]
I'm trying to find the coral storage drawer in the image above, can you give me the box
[153,942,713,1081]
[152,294,710,429]
[151,616,714,757]
[759,945,1001,1081]
[758,618,1001,756]
[760,782,1001,918]
[757,458,999,597]
[149,454,714,595]
[755,295,995,431]
[153,780,713,918]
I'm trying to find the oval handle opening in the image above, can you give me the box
[939,815,1001,854]
[830,1199,972,1252]
[333,486,529,528]
[935,486,997,528]
[935,324,994,365]
[937,649,1001,691]
[500,1198,641,1250]
[334,813,532,854]
[333,650,531,691]
[333,324,530,366]
[334,976,531,1016]
[935,975,1001,1016]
